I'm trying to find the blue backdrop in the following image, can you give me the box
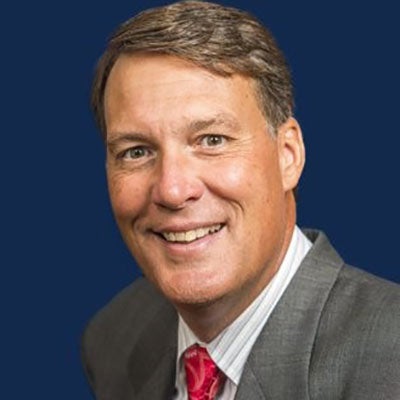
[3,1,399,398]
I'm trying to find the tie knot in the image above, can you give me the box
[184,344,225,400]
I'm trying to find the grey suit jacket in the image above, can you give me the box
[82,230,400,399]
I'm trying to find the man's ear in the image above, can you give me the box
[277,117,305,192]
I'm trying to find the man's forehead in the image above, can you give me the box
[104,53,269,138]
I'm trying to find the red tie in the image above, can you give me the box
[184,344,226,400]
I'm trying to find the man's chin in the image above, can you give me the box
[160,284,226,310]
[174,295,222,309]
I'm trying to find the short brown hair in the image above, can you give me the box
[91,0,294,138]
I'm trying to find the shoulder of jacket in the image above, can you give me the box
[82,277,175,350]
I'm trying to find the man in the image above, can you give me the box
[82,1,400,399]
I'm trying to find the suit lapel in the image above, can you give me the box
[127,298,178,399]
[133,346,177,399]
[235,366,267,399]
[235,231,344,400]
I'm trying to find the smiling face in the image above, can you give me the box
[104,54,304,315]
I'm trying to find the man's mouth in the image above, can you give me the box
[159,224,223,243]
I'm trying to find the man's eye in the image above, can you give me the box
[201,135,226,147]
[121,146,151,159]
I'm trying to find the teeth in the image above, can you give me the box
[161,224,222,243]
[176,232,185,241]
[185,230,196,242]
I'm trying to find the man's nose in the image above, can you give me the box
[151,152,204,210]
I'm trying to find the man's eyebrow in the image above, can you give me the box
[106,133,149,149]
[187,114,240,133]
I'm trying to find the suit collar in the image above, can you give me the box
[236,230,344,399]
[128,295,178,399]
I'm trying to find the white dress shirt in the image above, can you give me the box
[173,226,312,399]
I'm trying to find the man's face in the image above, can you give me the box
[104,54,302,310]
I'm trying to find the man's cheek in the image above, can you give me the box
[109,178,144,217]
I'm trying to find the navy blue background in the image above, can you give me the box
[3,1,399,398]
